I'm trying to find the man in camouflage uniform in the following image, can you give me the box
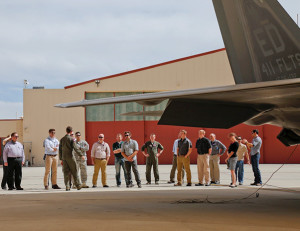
[141,133,164,185]
[59,126,82,191]
[72,132,89,188]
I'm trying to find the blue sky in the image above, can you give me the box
[0,0,299,119]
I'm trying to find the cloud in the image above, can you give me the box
[0,0,297,118]
[0,101,23,119]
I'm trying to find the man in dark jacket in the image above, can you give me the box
[59,126,82,191]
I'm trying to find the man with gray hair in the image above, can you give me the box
[195,130,212,186]
[209,133,226,184]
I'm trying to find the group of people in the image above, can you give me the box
[1,126,263,191]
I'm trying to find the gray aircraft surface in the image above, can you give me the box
[55,0,300,147]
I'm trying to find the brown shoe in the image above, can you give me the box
[174,183,182,186]
[45,186,49,190]
[77,185,82,190]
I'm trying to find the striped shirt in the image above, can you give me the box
[3,141,25,163]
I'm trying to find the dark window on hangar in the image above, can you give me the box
[85,92,167,122]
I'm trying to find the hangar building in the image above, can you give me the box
[1,48,299,166]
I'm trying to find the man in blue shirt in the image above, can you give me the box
[209,133,226,184]
[43,129,61,190]
[244,129,262,186]
[121,131,142,188]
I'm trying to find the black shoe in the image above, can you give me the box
[127,184,134,188]
[146,182,151,185]
[16,187,24,190]
[103,185,109,188]
[210,181,216,184]
[2,186,7,190]
[168,180,175,184]
[92,185,97,188]
[138,184,142,188]
[8,188,14,190]
[52,184,61,189]
[250,182,256,185]
[186,183,192,186]
[155,181,159,185]
[195,183,204,186]
[205,183,211,186]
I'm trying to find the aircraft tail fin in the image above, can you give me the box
[212,0,300,84]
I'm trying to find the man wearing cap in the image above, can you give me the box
[59,126,82,191]
[3,132,25,190]
[142,133,164,185]
[91,133,110,188]
[43,129,61,190]
[73,132,89,188]
[121,131,142,188]
[244,129,262,186]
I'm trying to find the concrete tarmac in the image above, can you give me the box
[0,164,299,231]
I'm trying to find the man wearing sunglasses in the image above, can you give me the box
[121,131,142,188]
[43,129,61,190]
[91,133,110,188]
[3,132,25,190]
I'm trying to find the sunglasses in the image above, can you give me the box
[124,134,129,137]
[98,136,104,138]
[14,136,19,138]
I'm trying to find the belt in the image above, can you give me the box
[96,158,106,160]
[46,154,57,157]
[8,157,22,159]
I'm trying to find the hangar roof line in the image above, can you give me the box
[64,48,226,89]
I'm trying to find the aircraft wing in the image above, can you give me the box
[55,78,300,129]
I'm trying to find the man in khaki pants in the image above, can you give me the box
[195,130,212,186]
[174,130,192,187]
[209,133,226,184]
[91,133,110,188]
[43,129,61,190]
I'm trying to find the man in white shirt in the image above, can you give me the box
[168,132,185,184]
[43,129,61,190]
[91,133,110,188]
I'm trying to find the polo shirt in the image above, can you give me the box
[178,138,192,156]
[196,137,211,155]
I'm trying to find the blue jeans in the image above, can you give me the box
[251,153,262,184]
[115,157,127,186]
[235,160,244,183]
